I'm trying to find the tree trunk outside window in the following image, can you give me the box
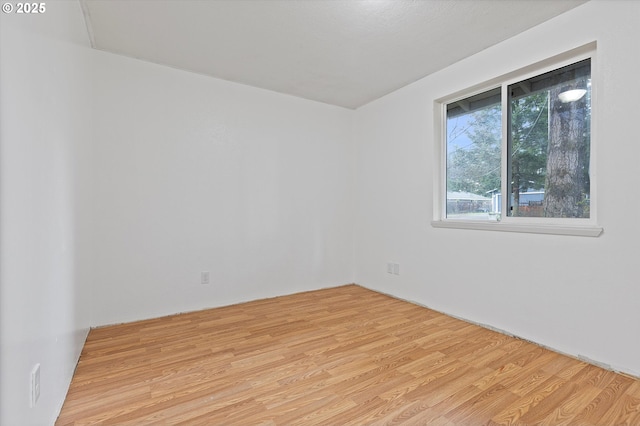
[543,85,589,218]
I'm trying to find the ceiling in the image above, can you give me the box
[80,0,587,109]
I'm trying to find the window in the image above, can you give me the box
[446,87,502,221]
[433,45,601,236]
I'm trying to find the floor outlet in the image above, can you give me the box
[31,363,40,407]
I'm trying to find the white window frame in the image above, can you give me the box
[432,42,603,237]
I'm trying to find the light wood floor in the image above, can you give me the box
[57,284,640,425]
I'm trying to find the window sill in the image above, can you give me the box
[430,220,603,237]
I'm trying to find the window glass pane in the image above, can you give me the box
[446,88,501,220]
[507,59,591,218]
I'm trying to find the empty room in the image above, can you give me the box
[1,0,640,424]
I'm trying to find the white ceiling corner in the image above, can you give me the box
[80,0,588,109]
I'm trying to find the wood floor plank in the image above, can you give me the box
[487,374,567,425]
[536,384,604,426]
[444,383,521,424]
[568,375,635,425]
[56,284,640,425]
[596,393,640,426]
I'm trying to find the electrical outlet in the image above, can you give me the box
[387,262,394,274]
[393,263,400,275]
[201,271,210,285]
[30,364,40,407]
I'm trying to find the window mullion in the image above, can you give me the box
[439,102,448,220]
[501,83,509,221]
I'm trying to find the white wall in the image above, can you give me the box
[353,0,640,377]
[88,50,355,326]
[0,1,94,424]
